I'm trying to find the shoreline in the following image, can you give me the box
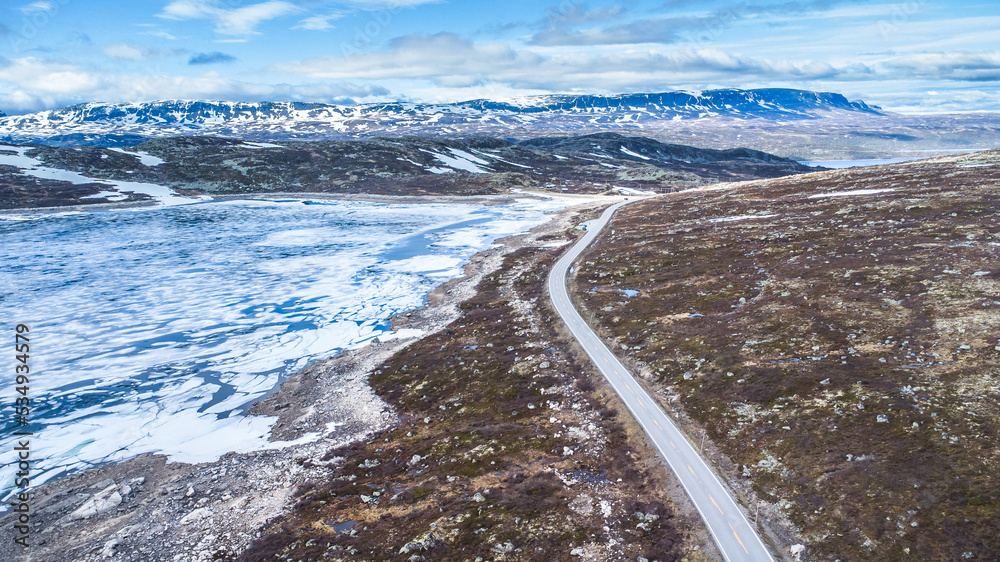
[0,188,609,215]
[1,197,617,561]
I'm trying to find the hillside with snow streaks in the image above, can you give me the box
[3,133,819,208]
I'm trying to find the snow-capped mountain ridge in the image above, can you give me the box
[457,89,876,113]
[0,88,881,146]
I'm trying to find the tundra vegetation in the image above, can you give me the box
[241,217,700,561]
[574,151,1000,560]
[2,133,812,208]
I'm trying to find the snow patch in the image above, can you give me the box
[610,186,655,196]
[108,148,165,166]
[240,141,285,149]
[0,143,199,206]
[808,188,896,199]
[420,148,490,174]
[620,146,651,160]
[80,190,129,202]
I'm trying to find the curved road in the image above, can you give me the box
[548,200,775,562]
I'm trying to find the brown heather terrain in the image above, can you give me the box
[2,134,814,209]
[240,208,712,562]
[572,150,1000,560]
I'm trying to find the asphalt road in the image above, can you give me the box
[547,200,776,562]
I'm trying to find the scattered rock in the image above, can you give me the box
[100,538,120,558]
[492,542,515,553]
[68,484,123,521]
[180,507,212,525]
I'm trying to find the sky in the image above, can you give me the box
[0,0,998,115]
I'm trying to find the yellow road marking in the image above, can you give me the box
[687,465,695,476]
[653,419,661,428]
[670,441,677,449]
[729,523,749,554]
[710,495,724,515]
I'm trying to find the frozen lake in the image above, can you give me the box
[0,195,580,507]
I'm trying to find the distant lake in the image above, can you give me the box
[799,158,919,169]
[801,149,984,169]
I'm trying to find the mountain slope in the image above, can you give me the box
[2,134,816,208]
[463,89,877,115]
[0,88,880,147]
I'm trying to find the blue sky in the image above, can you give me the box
[1,0,998,114]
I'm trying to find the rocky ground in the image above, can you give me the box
[3,197,718,561]
[573,151,1000,560]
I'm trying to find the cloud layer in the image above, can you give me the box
[158,0,301,36]
[0,56,388,112]
[0,0,997,114]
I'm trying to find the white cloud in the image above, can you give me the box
[0,57,102,110]
[102,43,163,61]
[277,33,541,81]
[140,27,180,40]
[0,56,389,113]
[159,0,300,36]
[275,33,853,91]
[343,0,442,6]
[879,52,1000,81]
[293,13,344,31]
[20,1,53,13]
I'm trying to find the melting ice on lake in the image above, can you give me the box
[0,194,587,508]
